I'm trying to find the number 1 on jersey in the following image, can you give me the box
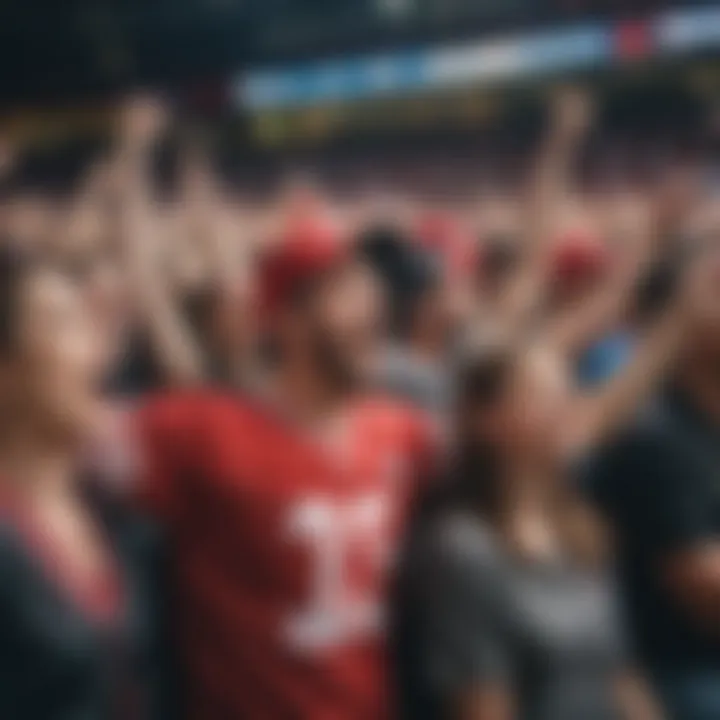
[284,494,389,653]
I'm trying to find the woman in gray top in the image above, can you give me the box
[394,344,662,720]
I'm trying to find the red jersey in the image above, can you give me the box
[135,390,434,719]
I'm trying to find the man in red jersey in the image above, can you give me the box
[134,221,436,719]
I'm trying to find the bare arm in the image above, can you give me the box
[178,146,249,303]
[563,304,682,456]
[494,88,594,334]
[547,200,653,358]
[177,144,256,384]
[115,98,204,387]
[563,241,708,456]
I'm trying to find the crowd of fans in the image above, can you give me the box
[0,86,718,720]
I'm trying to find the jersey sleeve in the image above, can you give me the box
[133,394,199,527]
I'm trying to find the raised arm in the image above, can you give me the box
[546,197,654,358]
[114,97,204,387]
[562,244,705,457]
[176,141,256,385]
[177,142,225,287]
[494,87,594,335]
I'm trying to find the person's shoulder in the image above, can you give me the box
[140,387,243,413]
[420,510,502,574]
[139,388,261,432]
[355,393,423,433]
[593,394,687,462]
[379,347,438,391]
[356,392,417,418]
[131,389,270,497]
[582,394,696,508]
[356,393,440,454]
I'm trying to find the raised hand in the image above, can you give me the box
[118,95,168,151]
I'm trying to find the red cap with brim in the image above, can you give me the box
[259,218,349,321]
[551,230,609,284]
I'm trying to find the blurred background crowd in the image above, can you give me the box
[0,1,719,719]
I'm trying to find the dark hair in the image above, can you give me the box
[633,234,710,324]
[452,345,516,517]
[0,243,36,359]
[413,344,516,523]
[457,345,515,409]
[357,224,440,338]
[633,251,683,323]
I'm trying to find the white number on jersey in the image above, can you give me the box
[283,493,390,653]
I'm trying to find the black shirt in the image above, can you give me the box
[585,386,720,670]
[0,490,159,720]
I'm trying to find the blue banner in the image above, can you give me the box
[238,5,720,110]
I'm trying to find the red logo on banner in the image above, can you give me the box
[615,21,652,60]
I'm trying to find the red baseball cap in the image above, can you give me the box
[551,229,609,284]
[259,217,349,320]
